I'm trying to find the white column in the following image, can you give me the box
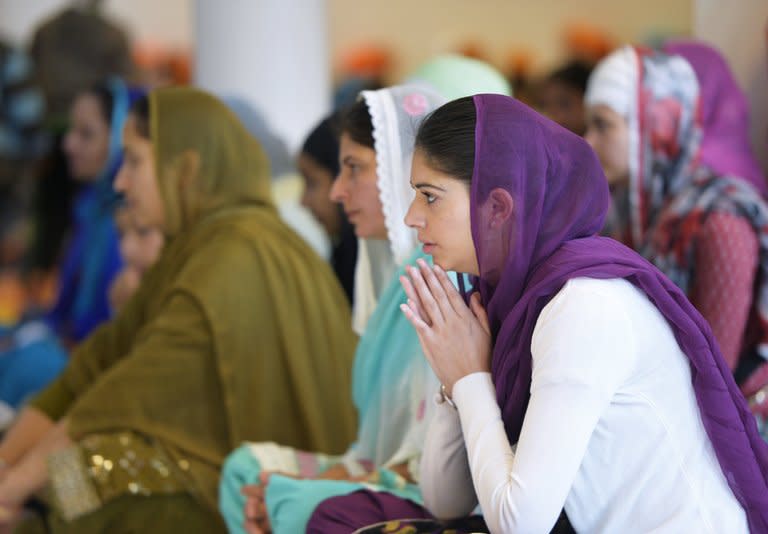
[694,0,768,173]
[194,0,331,153]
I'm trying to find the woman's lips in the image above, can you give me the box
[422,242,436,254]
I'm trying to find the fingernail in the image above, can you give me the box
[417,259,427,268]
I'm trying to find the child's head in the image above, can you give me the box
[115,206,164,273]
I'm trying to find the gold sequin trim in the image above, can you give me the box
[49,431,190,522]
[48,447,102,522]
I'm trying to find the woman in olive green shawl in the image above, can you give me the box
[0,88,357,533]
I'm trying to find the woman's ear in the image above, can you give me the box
[487,188,514,228]
[177,150,201,190]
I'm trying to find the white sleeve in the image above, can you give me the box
[451,280,637,534]
[419,398,478,518]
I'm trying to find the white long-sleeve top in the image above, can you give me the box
[420,277,748,533]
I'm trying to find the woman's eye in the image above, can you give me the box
[423,192,436,204]
[594,118,609,132]
[347,164,361,181]
[80,127,95,141]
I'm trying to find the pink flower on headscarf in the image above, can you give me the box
[402,93,429,116]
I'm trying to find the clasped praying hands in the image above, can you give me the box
[399,259,492,397]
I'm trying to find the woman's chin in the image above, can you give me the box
[351,225,366,238]
[432,254,451,272]
[606,173,630,190]
[352,225,388,241]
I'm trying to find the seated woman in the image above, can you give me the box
[535,60,593,135]
[0,87,357,533]
[219,84,445,534]
[0,80,141,416]
[308,96,768,533]
[50,80,143,343]
[584,46,768,418]
[297,113,357,304]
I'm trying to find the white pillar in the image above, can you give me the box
[194,0,331,153]
[694,0,768,173]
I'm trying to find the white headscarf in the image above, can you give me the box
[585,46,643,244]
[351,85,446,334]
[584,46,638,118]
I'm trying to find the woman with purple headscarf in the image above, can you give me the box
[307,95,768,533]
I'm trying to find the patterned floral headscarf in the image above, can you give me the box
[589,45,768,409]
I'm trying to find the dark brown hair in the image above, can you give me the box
[129,95,150,138]
[415,96,476,186]
[340,99,374,149]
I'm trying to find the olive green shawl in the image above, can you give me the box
[31,88,357,509]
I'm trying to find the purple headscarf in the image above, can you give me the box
[472,94,768,531]
[664,39,767,196]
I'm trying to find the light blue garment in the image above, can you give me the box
[345,248,438,469]
[220,452,423,534]
[0,80,142,414]
[220,248,436,534]
[0,322,67,409]
[266,470,423,534]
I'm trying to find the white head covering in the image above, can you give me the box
[351,85,446,334]
[585,46,638,118]
[586,45,703,247]
[350,62,518,334]
[585,46,644,244]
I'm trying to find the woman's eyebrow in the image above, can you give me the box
[412,182,447,192]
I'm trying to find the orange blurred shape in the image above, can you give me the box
[133,42,166,68]
[563,23,615,63]
[166,53,192,84]
[456,40,490,62]
[0,273,26,325]
[132,42,192,85]
[339,44,393,78]
[505,49,535,77]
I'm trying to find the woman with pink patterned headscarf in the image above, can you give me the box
[585,45,768,419]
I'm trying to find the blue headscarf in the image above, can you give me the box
[47,79,144,341]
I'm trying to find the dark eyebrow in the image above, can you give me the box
[412,182,447,192]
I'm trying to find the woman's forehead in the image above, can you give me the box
[339,133,373,154]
